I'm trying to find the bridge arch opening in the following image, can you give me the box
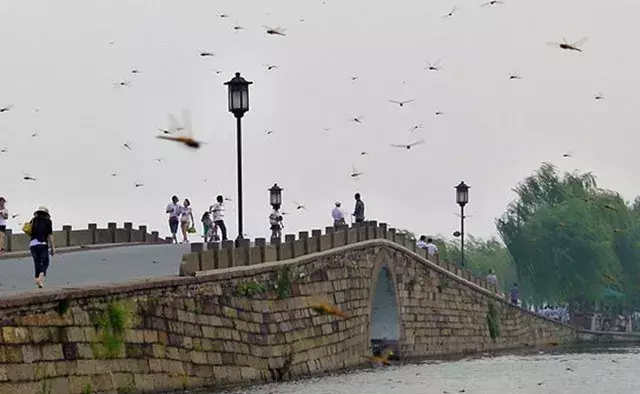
[370,264,400,355]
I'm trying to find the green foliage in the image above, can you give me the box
[90,301,132,359]
[275,267,292,299]
[235,280,267,297]
[497,163,640,309]
[82,383,93,394]
[436,236,517,293]
[55,299,71,316]
[486,302,501,340]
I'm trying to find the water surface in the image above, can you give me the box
[220,346,640,394]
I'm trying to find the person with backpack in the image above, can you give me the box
[26,206,55,288]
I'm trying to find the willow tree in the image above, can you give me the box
[497,163,640,309]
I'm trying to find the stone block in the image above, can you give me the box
[41,344,63,361]
[334,229,347,247]
[234,240,251,266]
[388,228,396,241]
[310,230,322,252]
[179,253,200,277]
[293,239,307,257]
[367,220,377,239]
[378,223,388,239]
[395,233,406,247]
[319,234,332,251]
[68,229,92,246]
[2,327,30,344]
[263,245,277,262]
[200,249,216,271]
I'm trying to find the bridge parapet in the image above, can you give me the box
[3,222,166,252]
[179,221,497,293]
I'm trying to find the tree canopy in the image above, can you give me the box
[497,163,640,310]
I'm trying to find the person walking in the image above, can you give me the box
[210,195,227,241]
[332,201,346,227]
[201,211,213,243]
[352,193,365,224]
[510,283,519,306]
[487,269,498,289]
[28,206,55,288]
[424,237,438,257]
[166,195,181,244]
[179,198,194,244]
[0,197,8,255]
[269,206,283,241]
[416,235,428,250]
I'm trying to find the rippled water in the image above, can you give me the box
[219,346,640,394]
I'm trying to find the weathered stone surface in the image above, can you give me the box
[0,239,578,393]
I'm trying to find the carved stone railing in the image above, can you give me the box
[179,220,498,293]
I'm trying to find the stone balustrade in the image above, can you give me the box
[2,222,165,252]
[179,221,498,293]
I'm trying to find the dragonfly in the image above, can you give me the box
[389,99,415,107]
[264,26,286,36]
[408,124,424,133]
[293,201,306,211]
[442,6,457,18]
[134,183,144,188]
[391,139,425,150]
[156,110,204,149]
[22,172,37,181]
[426,59,442,71]
[113,80,132,88]
[481,0,504,6]
[547,37,587,52]
[594,92,605,100]
[350,115,364,124]
[350,165,364,179]
[0,104,13,113]
[200,51,215,57]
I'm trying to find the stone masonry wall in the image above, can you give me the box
[0,237,576,393]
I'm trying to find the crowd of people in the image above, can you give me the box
[165,195,228,244]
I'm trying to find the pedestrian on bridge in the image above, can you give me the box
[487,269,498,289]
[210,195,227,242]
[0,197,8,255]
[166,195,181,244]
[269,207,283,241]
[28,206,55,288]
[180,198,194,244]
[352,193,365,224]
[332,201,346,227]
[510,283,519,306]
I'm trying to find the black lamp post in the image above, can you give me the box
[224,72,253,242]
[269,183,283,211]
[455,181,470,266]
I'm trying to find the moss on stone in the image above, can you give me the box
[275,267,292,299]
[90,300,133,359]
[235,280,267,297]
[487,302,501,340]
[55,298,71,316]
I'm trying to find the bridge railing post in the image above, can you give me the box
[325,227,335,249]
[378,223,388,239]
[388,228,396,242]
[234,239,251,266]
[5,228,11,252]
[294,231,309,257]
[395,232,406,248]
[252,238,266,265]
[62,225,72,247]
[139,225,147,242]
[218,240,235,268]
[367,220,377,239]
[107,222,117,243]
[124,222,133,243]
[310,229,322,252]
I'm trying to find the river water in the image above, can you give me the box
[218,346,640,394]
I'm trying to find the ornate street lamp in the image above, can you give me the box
[455,181,470,266]
[224,72,253,242]
[269,183,283,211]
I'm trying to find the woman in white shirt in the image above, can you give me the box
[180,198,195,244]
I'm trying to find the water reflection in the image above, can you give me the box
[219,346,640,394]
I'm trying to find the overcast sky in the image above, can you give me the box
[0,0,638,241]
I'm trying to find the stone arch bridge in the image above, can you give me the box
[0,221,576,393]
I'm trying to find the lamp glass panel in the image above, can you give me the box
[231,90,242,110]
